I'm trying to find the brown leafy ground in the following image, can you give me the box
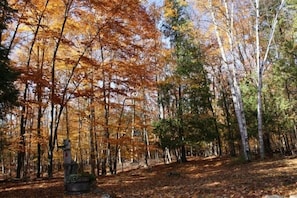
[1,157,297,197]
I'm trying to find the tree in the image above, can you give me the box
[156,0,214,162]
[160,0,192,163]
[254,0,285,159]
[263,0,297,156]
[0,1,19,175]
[0,0,18,119]
[0,49,18,119]
[0,0,20,178]
[204,0,251,160]
[191,0,295,159]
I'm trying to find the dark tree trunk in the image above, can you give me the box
[178,85,187,163]
[181,145,187,162]
[89,98,96,176]
[101,158,107,176]
[263,132,273,158]
[17,118,26,178]
[36,46,44,178]
[222,84,236,157]
[37,106,42,178]
[284,134,291,155]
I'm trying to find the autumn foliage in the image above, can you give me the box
[0,0,297,192]
[1,0,162,178]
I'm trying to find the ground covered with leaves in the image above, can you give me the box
[1,156,297,197]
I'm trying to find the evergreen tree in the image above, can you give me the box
[155,0,212,162]
[0,0,18,119]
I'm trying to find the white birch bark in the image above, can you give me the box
[208,0,250,160]
[254,0,285,159]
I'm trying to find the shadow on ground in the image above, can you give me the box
[98,157,297,197]
[1,157,297,197]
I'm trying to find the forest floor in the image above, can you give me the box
[1,156,297,197]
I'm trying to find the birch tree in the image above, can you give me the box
[192,0,287,160]
[254,0,285,159]
[207,0,251,160]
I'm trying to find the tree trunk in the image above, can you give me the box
[17,88,27,179]
[25,117,34,178]
[263,132,273,157]
[100,72,111,175]
[48,0,72,178]
[255,0,265,160]
[144,128,150,167]
[16,125,25,178]
[78,99,84,171]
[89,109,96,176]
[142,88,150,167]
[89,67,96,176]
[17,0,50,179]
[131,99,135,163]
[178,85,187,163]
[36,74,42,178]
[222,80,235,157]
[254,0,285,159]
[94,121,100,176]
[36,45,44,178]
[209,0,250,160]
[164,147,172,164]
[209,78,222,156]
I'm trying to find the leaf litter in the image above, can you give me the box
[1,156,297,197]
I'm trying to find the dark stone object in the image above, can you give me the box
[66,176,91,194]
[66,181,91,194]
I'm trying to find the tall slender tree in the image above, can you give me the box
[205,0,251,160]
[161,0,191,163]
[254,0,285,159]
[158,0,212,162]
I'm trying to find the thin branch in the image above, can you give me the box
[261,0,285,73]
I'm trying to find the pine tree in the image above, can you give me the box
[0,0,18,119]
[157,0,212,162]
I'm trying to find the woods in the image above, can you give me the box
[0,0,297,183]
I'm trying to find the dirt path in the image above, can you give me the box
[1,157,297,197]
